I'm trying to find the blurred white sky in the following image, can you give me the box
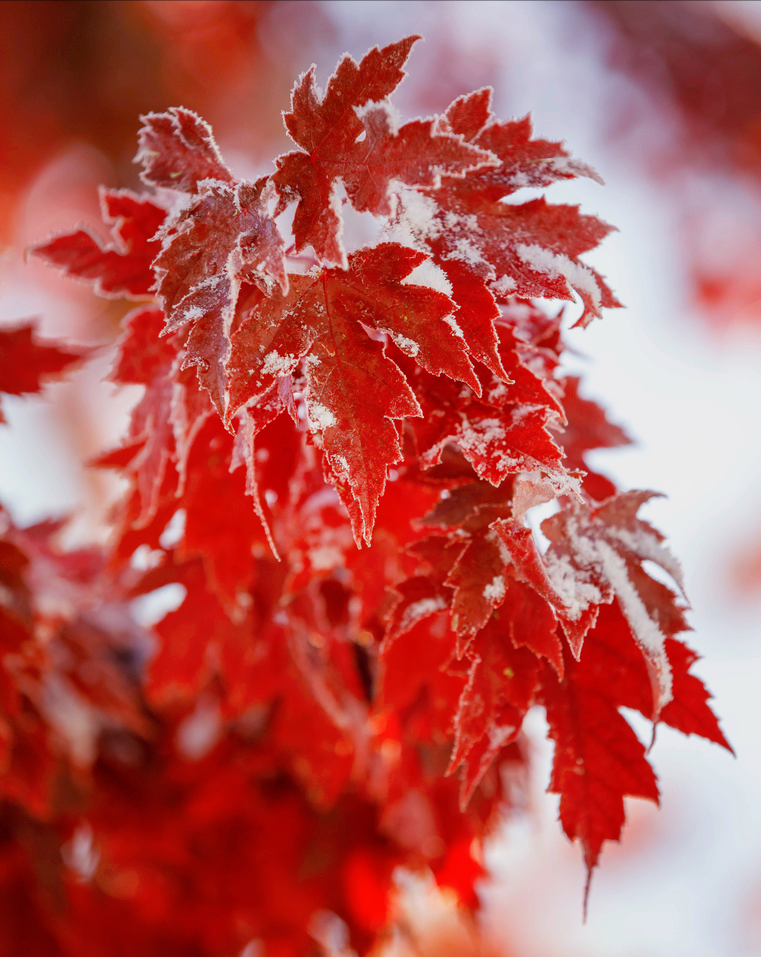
[2,2,760,954]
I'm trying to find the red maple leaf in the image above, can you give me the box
[541,639,660,909]
[152,177,288,413]
[227,243,487,543]
[387,87,621,326]
[93,305,185,526]
[540,601,730,904]
[272,37,495,266]
[0,322,85,423]
[449,617,540,807]
[541,491,689,715]
[136,106,235,193]
[30,188,166,299]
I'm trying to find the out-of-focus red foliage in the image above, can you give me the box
[0,0,333,245]
[587,0,761,329]
[590,0,761,172]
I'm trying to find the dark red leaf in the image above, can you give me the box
[30,189,166,298]
[136,107,234,192]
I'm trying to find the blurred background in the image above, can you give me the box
[1,1,760,954]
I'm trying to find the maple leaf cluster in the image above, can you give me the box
[0,37,730,956]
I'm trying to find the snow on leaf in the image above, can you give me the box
[541,492,688,715]
[227,244,480,419]
[338,245,481,391]
[445,530,509,649]
[284,37,420,153]
[535,601,729,898]
[303,310,418,546]
[420,480,511,531]
[436,199,619,325]
[516,242,604,320]
[30,189,166,299]
[389,93,621,323]
[442,99,603,200]
[565,602,731,752]
[411,369,570,491]
[383,576,451,649]
[442,88,493,141]
[21,35,728,942]
[347,104,497,218]
[424,93,617,324]
[401,299,576,494]
[228,243,497,543]
[438,260,506,381]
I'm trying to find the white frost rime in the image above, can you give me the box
[403,257,453,296]
[543,550,602,619]
[355,99,402,135]
[385,187,442,249]
[516,242,602,312]
[397,596,447,634]
[483,575,506,603]
[388,332,420,356]
[443,315,464,338]
[308,403,337,431]
[450,237,489,269]
[594,540,673,707]
[491,275,517,296]
[541,510,675,710]
[261,350,296,377]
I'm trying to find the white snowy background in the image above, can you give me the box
[1,2,760,955]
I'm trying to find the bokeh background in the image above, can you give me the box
[1,1,761,954]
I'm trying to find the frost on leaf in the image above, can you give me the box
[388,87,621,325]
[441,92,604,197]
[228,243,487,543]
[541,491,688,715]
[136,107,234,192]
[152,177,287,414]
[408,319,573,495]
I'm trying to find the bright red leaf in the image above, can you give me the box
[273,37,495,266]
[0,322,85,423]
